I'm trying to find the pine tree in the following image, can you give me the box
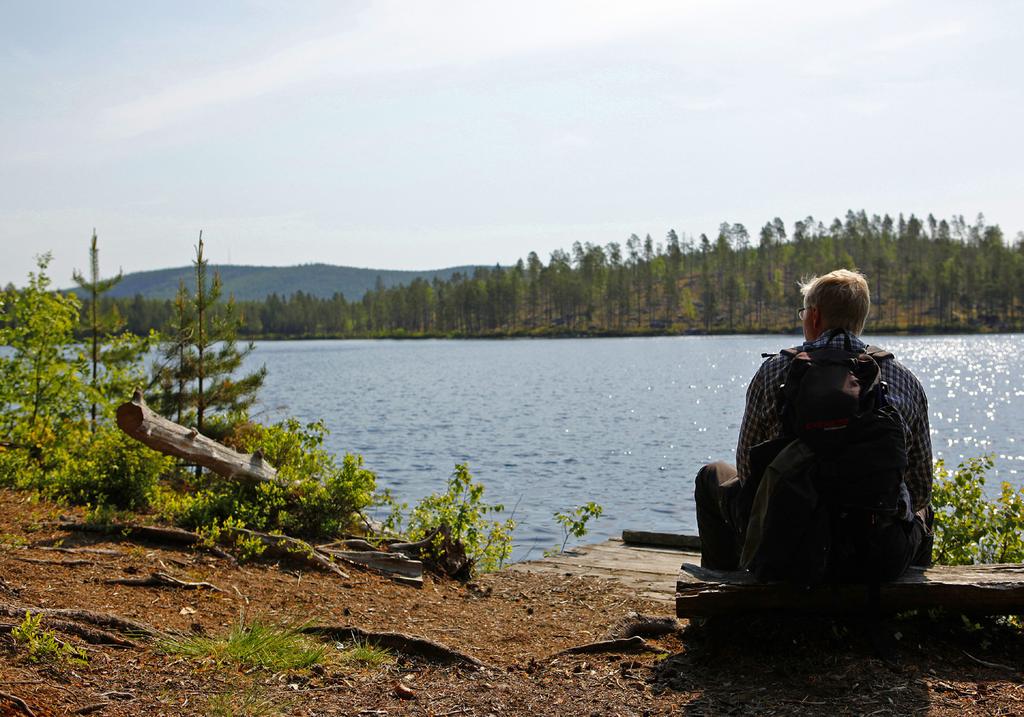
[153,234,265,445]
[72,230,125,431]
[153,280,193,425]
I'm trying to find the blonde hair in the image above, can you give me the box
[799,269,871,335]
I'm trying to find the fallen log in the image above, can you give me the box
[622,530,701,551]
[676,562,1024,617]
[301,625,487,668]
[115,389,278,484]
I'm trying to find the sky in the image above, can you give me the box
[2,0,1023,287]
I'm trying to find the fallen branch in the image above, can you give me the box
[302,625,487,668]
[0,691,36,717]
[555,636,669,656]
[605,611,680,640]
[104,572,224,592]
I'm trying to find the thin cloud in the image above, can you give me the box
[99,0,697,139]
[872,20,965,53]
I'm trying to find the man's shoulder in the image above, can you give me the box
[881,357,928,396]
[750,347,795,387]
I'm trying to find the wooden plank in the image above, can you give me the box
[622,530,701,551]
[676,562,1024,617]
[546,558,688,577]
[508,538,698,604]
[560,542,695,561]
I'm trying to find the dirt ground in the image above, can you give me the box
[1,488,1023,716]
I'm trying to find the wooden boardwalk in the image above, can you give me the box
[507,534,699,603]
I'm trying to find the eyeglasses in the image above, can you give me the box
[798,307,810,319]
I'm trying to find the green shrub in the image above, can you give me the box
[52,426,174,510]
[403,463,515,574]
[11,611,88,666]
[0,254,87,441]
[155,418,377,540]
[932,455,1024,565]
[550,501,603,555]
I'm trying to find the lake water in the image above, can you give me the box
[245,334,1024,561]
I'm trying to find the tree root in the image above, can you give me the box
[57,521,235,562]
[36,546,123,556]
[0,603,164,643]
[302,625,488,669]
[0,690,36,717]
[0,576,23,597]
[104,571,224,592]
[555,636,669,656]
[56,521,354,580]
[221,527,350,579]
[14,557,96,567]
[605,611,680,640]
[389,525,471,580]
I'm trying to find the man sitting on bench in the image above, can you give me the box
[694,269,933,580]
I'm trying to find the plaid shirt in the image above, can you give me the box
[736,331,933,512]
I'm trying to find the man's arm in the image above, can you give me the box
[900,370,933,512]
[736,358,782,483]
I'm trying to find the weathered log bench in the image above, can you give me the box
[676,562,1024,617]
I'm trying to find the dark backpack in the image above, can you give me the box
[739,330,909,585]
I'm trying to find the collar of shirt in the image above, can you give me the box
[799,329,866,353]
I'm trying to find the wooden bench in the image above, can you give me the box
[676,562,1024,617]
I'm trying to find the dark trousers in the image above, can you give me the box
[693,461,933,573]
[694,462,745,570]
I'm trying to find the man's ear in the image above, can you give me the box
[811,307,825,337]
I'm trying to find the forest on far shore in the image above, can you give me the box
[64,210,1024,338]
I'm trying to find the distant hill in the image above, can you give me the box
[71,263,484,301]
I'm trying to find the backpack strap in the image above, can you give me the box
[762,346,802,359]
[766,341,893,362]
[863,346,894,361]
